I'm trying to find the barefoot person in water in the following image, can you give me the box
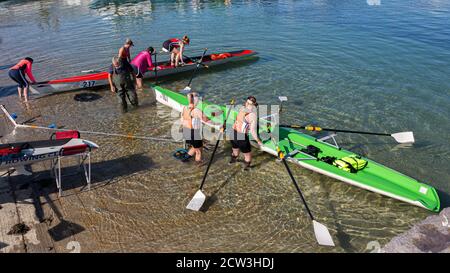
[162,36,190,67]
[8,57,36,102]
[181,92,211,164]
[229,96,263,170]
[130,46,154,90]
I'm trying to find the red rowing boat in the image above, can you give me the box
[30,49,257,96]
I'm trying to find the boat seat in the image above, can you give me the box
[50,130,80,140]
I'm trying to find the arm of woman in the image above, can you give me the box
[249,113,262,145]
[108,72,115,93]
[25,63,36,83]
[179,44,185,64]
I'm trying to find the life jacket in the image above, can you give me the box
[11,59,31,71]
[182,105,201,130]
[169,38,181,48]
[211,53,232,60]
[333,155,368,173]
[233,109,251,134]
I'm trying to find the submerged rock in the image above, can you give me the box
[382,208,450,253]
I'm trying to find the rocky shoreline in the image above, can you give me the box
[382,207,450,253]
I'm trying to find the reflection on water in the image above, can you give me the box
[0,0,449,252]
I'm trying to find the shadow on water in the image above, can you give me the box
[5,153,154,241]
[200,167,240,213]
[437,189,450,210]
[321,180,357,252]
[0,241,7,250]
[0,85,17,99]
[41,188,85,242]
[0,64,14,71]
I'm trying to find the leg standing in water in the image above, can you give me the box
[229,96,263,170]
[130,46,155,90]
[108,56,139,113]
[8,57,36,102]
[181,92,211,164]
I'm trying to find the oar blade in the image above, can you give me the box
[391,131,414,144]
[29,86,40,95]
[186,190,206,211]
[181,86,192,94]
[312,220,335,247]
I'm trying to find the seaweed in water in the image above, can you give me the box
[7,223,30,235]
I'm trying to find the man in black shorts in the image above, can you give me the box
[229,96,263,170]
[181,92,210,163]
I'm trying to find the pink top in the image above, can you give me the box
[11,59,36,83]
[131,50,153,73]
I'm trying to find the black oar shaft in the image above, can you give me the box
[320,128,390,136]
[199,138,220,190]
[198,100,234,191]
[281,157,315,221]
[281,125,390,137]
[154,53,158,84]
[186,49,208,88]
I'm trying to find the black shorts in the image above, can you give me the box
[230,129,251,154]
[163,40,178,52]
[8,69,28,88]
[183,128,203,149]
[130,64,143,78]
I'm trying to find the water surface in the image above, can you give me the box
[0,0,449,252]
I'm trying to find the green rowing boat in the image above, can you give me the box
[153,85,440,212]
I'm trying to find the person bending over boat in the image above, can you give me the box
[229,96,263,170]
[108,56,138,112]
[8,57,36,102]
[162,36,190,67]
[130,46,154,90]
[182,92,210,164]
[118,38,134,69]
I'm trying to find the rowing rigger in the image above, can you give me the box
[0,105,182,143]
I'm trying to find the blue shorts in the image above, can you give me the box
[8,69,28,88]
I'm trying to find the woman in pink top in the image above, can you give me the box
[8,57,36,102]
[130,47,154,89]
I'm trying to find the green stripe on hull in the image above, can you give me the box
[153,85,440,212]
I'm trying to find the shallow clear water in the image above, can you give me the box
[0,0,449,252]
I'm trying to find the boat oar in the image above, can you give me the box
[276,146,335,247]
[186,98,235,211]
[181,48,208,94]
[184,55,209,69]
[281,124,415,144]
[153,52,158,85]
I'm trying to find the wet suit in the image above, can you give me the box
[108,62,138,112]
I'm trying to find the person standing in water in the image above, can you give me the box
[130,46,154,90]
[8,57,36,102]
[108,56,138,112]
[229,96,263,170]
[162,36,189,67]
[118,38,134,69]
[181,92,210,164]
